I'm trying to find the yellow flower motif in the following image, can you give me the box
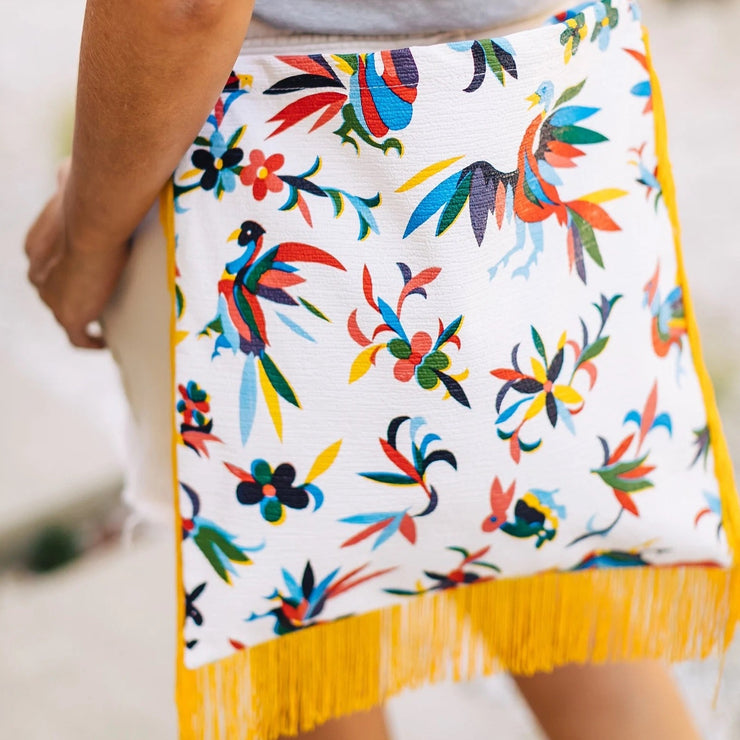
[523,352,584,422]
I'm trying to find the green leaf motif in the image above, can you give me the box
[194,532,227,582]
[436,315,463,349]
[359,472,419,486]
[327,190,344,217]
[388,338,411,359]
[554,78,586,109]
[384,588,419,596]
[205,528,250,564]
[593,455,654,493]
[226,125,246,150]
[416,365,440,390]
[480,39,503,84]
[299,297,330,322]
[437,173,471,236]
[336,54,358,73]
[577,335,609,367]
[200,315,223,337]
[260,353,300,407]
[571,211,603,267]
[531,326,547,364]
[422,351,451,371]
[553,126,608,145]
[252,459,272,485]
[263,498,283,523]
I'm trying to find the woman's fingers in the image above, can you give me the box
[66,325,107,350]
[56,305,107,349]
[24,159,129,351]
[26,159,71,285]
[25,196,63,286]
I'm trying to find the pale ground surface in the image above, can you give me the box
[2,0,740,737]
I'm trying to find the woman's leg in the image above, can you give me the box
[279,705,391,740]
[276,662,701,740]
[512,661,703,740]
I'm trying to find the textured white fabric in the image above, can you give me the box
[103,0,732,671]
[101,11,573,526]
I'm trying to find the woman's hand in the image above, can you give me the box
[24,0,255,349]
[24,159,130,349]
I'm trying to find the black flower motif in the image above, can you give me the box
[235,460,319,524]
[191,144,243,192]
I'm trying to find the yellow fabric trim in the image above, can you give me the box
[159,181,188,732]
[165,31,740,737]
[642,26,740,649]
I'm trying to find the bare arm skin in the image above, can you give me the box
[25,0,255,347]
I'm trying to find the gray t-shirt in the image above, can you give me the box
[253,0,561,35]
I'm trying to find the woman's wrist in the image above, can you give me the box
[61,161,148,254]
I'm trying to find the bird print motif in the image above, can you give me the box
[482,477,565,548]
[401,78,626,283]
[263,49,419,155]
[199,220,346,443]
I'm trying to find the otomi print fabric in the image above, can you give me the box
[170,0,734,675]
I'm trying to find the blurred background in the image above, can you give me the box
[1,0,740,737]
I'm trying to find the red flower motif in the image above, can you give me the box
[177,383,209,425]
[393,331,432,382]
[240,149,284,200]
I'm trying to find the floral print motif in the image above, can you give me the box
[550,1,620,61]
[240,149,285,200]
[557,11,588,62]
[384,546,500,596]
[448,37,518,91]
[591,1,620,49]
[224,440,341,525]
[348,262,469,406]
[629,142,662,209]
[177,381,222,457]
[570,381,672,544]
[180,483,264,584]
[340,416,456,549]
[186,127,246,200]
[624,48,652,114]
[695,492,723,539]
[173,71,251,203]
[642,261,686,361]
[247,561,395,635]
[491,294,621,462]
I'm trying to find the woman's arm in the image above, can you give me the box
[25,0,254,347]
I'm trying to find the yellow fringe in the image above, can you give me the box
[162,29,740,738]
[172,567,734,740]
